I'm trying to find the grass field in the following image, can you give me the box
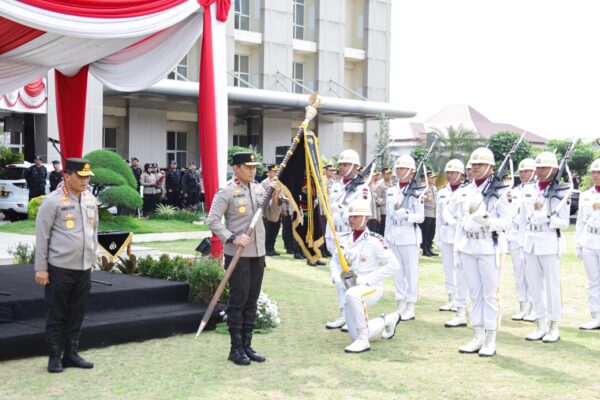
[1,230,599,400]
[0,216,209,235]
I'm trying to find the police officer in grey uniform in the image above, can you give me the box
[208,152,282,366]
[34,158,98,373]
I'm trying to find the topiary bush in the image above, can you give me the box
[27,195,44,220]
[187,256,230,304]
[84,149,142,211]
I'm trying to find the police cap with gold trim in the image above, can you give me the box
[231,152,260,166]
[65,158,94,177]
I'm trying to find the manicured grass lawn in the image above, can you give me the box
[1,229,599,399]
[0,216,209,235]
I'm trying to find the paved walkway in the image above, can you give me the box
[0,230,211,265]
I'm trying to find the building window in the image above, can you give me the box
[167,131,187,168]
[103,127,117,152]
[234,0,250,31]
[234,54,250,88]
[293,62,304,94]
[167,54,189,81]
[0,118,24,154]
[293,0,305,40]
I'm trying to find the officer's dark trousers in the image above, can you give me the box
[281,215,293,252]
[420,216,436,250]
[379,214,387,236]
[29,187,45,200]
[143,193,156,216]
[224,255,265,333]
[166,191,180,208]
[263,217,281,252]
[45,265,91,347]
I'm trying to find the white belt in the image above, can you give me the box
[587,226,600,235]
[391,220,412,227]
[512,222,519,231]
[465,231,491,240]
[526,223,552,233]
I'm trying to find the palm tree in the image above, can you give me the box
[428,125,485,179]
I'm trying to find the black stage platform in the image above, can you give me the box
[0,265,223,360]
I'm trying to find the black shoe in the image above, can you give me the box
[422,250,431,257]
[294,253,305,260]
[315,260,325,266]
[428,247,438,256]
[47,345,63,373]
[62,339,94,369]
[272,251,281,256]
[265,250,275,256]
[229,332,251,365]
[286,249,294,254]
[242,331,266,363]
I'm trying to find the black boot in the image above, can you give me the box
[242,331,266,362]
[228,332,251,365]
[62,339,94,369]
[47,344,63,373]
[428,247,438,256]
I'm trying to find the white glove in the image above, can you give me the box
[454,252,462,270]
[576,247,583,259]
[531,212,550,225]
[472,210,490,227]
[332,275,343,286]
[549,216,564,229]
[356,275,368,286]
[463,217,481,233]
[396,208,409,221]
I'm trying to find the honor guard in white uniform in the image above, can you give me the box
[325,149,372,330]
[456,148,511,357]
[575,158,600,330]
[385,155,425,321]
[521,152,570,343]
[508,158,536,321]
[329,199,401,353]
[436,159,469,328]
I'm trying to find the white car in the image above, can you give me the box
[0,162,52,221]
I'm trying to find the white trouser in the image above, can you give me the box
[344,285,385,340]
[390,244,419,302]
[510,243,531,303]
[327,237,348,308]
[581,250,600,313]
[523,251,562,321]
[461,253,500,330]
[439,242,456,294]
[455,256,469,309]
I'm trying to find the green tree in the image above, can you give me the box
[545,139,599,177]
[373,113,392,170]
[84,150,142,210]
[426,126,484,178]
[0,145,24,175]
[487,131,533,172]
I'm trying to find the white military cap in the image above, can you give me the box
[468,148,495,166]
[394,155,416,170]
[347,199,372,217]
[444,159,465,174]
[535,152,559,168]
[338,149,360,166]
[518,158,536,171]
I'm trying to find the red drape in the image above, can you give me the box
[198,0,229,257]
[55,66,89,164]
[16,0,189,18]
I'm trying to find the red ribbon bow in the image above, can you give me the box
[198,0,231,22]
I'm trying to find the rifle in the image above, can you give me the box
[480,132,526,207]
[544,140,577,217]
[399,138,437,208]
[344,143,393,195]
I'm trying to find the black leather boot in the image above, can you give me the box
[47,344,63,373]
[242,331,266,362]
[62,339,94,369]
[228,332,251,365]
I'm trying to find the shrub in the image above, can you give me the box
[98,208,115,222]
[154,203,177,220]
[172,209,199,223]
[187,256,230,304]
[0,145,23,175]
[8,242,35,264]
[27,195,45,220]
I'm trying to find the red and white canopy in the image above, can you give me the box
[0,0,230,256]
[0,77,47,113]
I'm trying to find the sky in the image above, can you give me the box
[389,0,600,141]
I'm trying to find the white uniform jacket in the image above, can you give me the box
[326,177,371,240]
[384,183,425,246]
[576,187,600,252]
[520,183,570,256]
[330,230,399,288]
[455,177,512,256]
[507,182,535,246]
[436,184,461,245]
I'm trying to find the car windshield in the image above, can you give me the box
[0,168,26,180]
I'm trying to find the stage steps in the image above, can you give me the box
[0,265,223,360]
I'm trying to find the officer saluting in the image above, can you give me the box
[34,158,98,373]
[207,152,282,366]
[25,155,47,199]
